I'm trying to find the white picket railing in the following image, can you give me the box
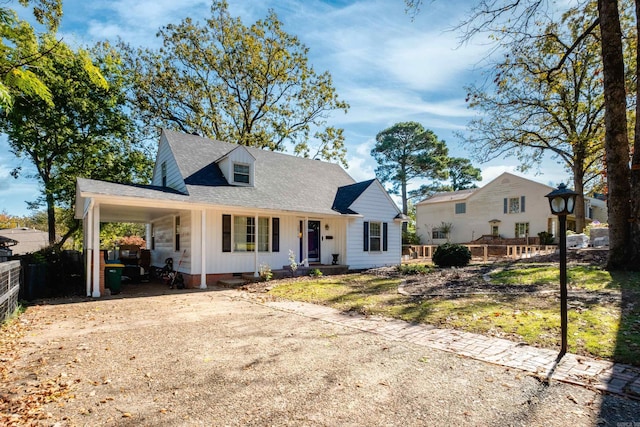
[0,261,21,323]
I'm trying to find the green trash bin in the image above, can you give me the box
[105,263,125,294]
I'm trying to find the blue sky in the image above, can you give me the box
[0,0,571,216]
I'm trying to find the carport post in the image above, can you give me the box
[85,203,93,296]
[92,202,101,297]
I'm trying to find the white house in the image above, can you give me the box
[415,172,608,245]
[75,130,405,296]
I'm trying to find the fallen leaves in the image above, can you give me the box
[0,376,75,426]
[0,311,79,426]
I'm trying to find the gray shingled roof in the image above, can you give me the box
[0,228,48,254]
[77,178,191,202]
[78,130,359,216]
[416,188,477,205]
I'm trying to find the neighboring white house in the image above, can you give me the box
[75,129,405,297]
[415,172,608,245]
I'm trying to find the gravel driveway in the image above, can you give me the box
[2,287,639,426]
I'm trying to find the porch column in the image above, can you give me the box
[303,217,309,267]
[253,214,259,277]
[343,220,349,266]
[200,210,207,289]
[91,202,101,297]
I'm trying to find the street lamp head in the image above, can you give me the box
[545,183,578,216]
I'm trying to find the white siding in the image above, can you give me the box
[147,182,401,275]
[346,182,402,269]
[588,198,608,223]
[150,134,186,193]
[150,213,191,273]
[416,201,460,244]
[149,207,351,276]
[416,173,555,244]
[319,218,347,265]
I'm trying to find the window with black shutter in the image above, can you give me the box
[383,223,388,251]
[222,215,231,252]
[363,221,369,251]
[272,218,280,252]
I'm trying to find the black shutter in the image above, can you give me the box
[363,221,369,251]
[503,198,507,214]
[272,218,280,252]
[383,222,388,251]
[222,215,231,252]
[521,196,526,213]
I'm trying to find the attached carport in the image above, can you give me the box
[76,179,209,297]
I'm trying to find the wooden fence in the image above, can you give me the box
[0,261,21,323]
[406,244,557,263]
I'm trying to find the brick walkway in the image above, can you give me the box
[246,296,640,401]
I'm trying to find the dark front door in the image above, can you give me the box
[308,220,321,262]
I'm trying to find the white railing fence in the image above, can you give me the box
[0,261,21,323]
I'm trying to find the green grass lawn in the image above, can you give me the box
[269,265,640,366]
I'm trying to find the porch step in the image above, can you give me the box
[241,269,290,282]
[241,265,350,281]
[217,278,247,288]
[280,265,350,276]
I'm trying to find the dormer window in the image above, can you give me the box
[216,146,255,186]
[233,163,250,184]
[161,162,167,187]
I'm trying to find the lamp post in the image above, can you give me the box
[545,183,578,360]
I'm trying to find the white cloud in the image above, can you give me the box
[6,0,569,215]
[344,155,376,182]
[61,0,210,46]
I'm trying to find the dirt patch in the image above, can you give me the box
[2,288,640,425]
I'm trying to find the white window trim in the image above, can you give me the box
[233,162,251,185]
[432,228,447,239]
[369,221,382,252]
[232,215,271,253]
[508,197,520,214]
[515,222,529,238]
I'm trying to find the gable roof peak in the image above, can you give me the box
[332,179,376,214]
[215,144,256,163]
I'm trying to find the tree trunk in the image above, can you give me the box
[629,0,640,270]
[401,180,408,234]
[46,191,56,245]
[598,0,631,270]
[572,172,586,234]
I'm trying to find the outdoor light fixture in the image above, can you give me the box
[546,183,577,216]
[545,183,578,360]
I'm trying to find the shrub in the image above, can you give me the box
[538,231,554,245]
[259,263,273,281]
[397,264,432,275]
[309,268,323,277]
[432,243,471,268]
[402,230,421,245]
